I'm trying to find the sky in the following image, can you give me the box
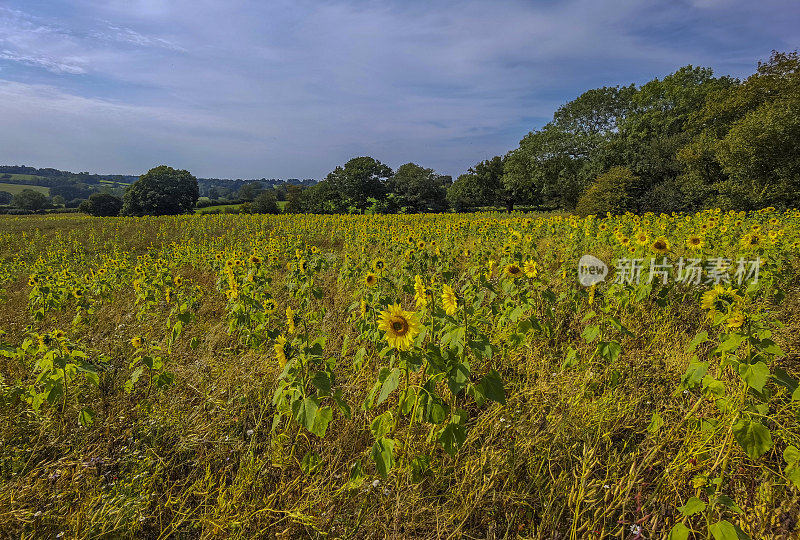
[0,1,798,180]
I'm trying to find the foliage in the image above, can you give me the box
[78,193,123,217]
[121,165,199,216]
[11,189,48,211]
[251,190,280,214]
[575,166,639,216]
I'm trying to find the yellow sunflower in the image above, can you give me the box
[727,311,745,329]
[264,298,276,314]
[504,263,523,278]
[413,275,427,308]
[378,304,420,351]
[274,335,288,366]
[131,336,143,348]
[523,260,538,278]
[286,306,296,334]
[740,233,762,249]
[686,235,704,250]
[365,272,378,287]
[701,284,743,319]
[372,259,386,273]
[651,236,670,254]
[442,284,458,315]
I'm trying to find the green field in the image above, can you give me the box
[0,182,50,196]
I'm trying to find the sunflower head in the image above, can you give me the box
[365,272,378,287]
[131,336,144,348]
[441,284,458,315]
[740,233,762,249]
[701,284,743,321]
[372,259,386,273]
[504,263,523,278]
[378,304,420,351]
[249,255,262,265]
[686,235,704,250]
[274,335,288,366]
[264,298,276,314]
[523,260,538,278]
[651,236,670,254]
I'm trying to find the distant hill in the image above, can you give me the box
[0,164,317,204]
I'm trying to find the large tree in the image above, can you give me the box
[387,163,450,212]
[79,193,123,217]
[308,157,393,213]
[121,166,199,216]
[12,189,48,211]
[447,156,507,211]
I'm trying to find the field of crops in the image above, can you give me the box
[1,210,799,538]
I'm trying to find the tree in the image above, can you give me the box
[51,195,65,206]
[313,157,393,212]
[575,167,639,216]
[0,191,12,205]
[284,185,305,213]
[121,166,199,216]
[447,156,507,211]
[237,182,263,201]
[79,193,123,217]
[252,190,280,214]
[387,163,450,212]
[12,189,48,211]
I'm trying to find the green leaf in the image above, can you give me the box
[714,495,743,514]
[732,417,773,459]
[345,459,364,490]
[678,497,706,516]
[370,411,394,439]
[792,387,800,401]
[371,437,394,478]
[582,325,600,343]
[667,522,690,540]
[687,331,709,352]
[78,407,95,427]
[309,406,332,438]
[476,369,506,405]
[596,341,621,362]
[717,334,746,353]
[647,412,664,434]
[376,368,401,406]
[310,371,332,396]
[738,361,770,393]
[292,396,319,433]
[439,422,466,456]
[709,520,750,540]
[447,363,470,396]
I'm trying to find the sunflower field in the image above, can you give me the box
[1,209,799,538]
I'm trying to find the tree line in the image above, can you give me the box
[64,50,800,217]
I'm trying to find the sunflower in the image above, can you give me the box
[417,241,426,249]
[274,335,288,366]
[27,277,37,287]
[249,255,262,265]
[701,284,743,319]
[686,235,704,250]
[442,284,458,315]
[73,288,85,299]
[286,306,296,334]
[523,260,538,278]
[740,233,762,249]
[726,311,745,329]
[378,304,420,351]
[650,236,670,254]
[131,336,144,348]
[504,263,523,278]
[372,259,386,273]
[298,259,309,273]
[264,298,276,314]
[413,275,428,308]
[365,272,378,287]
[54,329,66,340]
[359,298,368,318]
[633,231,648,246]
[173,276,183,287]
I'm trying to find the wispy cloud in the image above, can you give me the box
[0,0,797,178]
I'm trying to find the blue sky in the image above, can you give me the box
[0,1,797,180]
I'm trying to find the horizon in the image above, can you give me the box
[1,1,798,180]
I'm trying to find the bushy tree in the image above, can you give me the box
[12,189,48,211]
[121,166,199,216]
[447,156,506,211]
[252,190,280,214]
[575,167,639,216]
[79,193,123,217]
[0,191,12,204]
[387,163,450,212]
[306,157,392,213]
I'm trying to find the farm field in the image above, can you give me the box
[0,210,799,538]
[0,182,50,196]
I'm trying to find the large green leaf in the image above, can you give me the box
[439,422,466,457]
[738,361,770,393]
[667,522,690,540]
[371,437,394,478]
[376,368,401,406]
[678,497,705,516]
[309,405,332,438]
[732,417,772,459]
[475,369,505,405]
